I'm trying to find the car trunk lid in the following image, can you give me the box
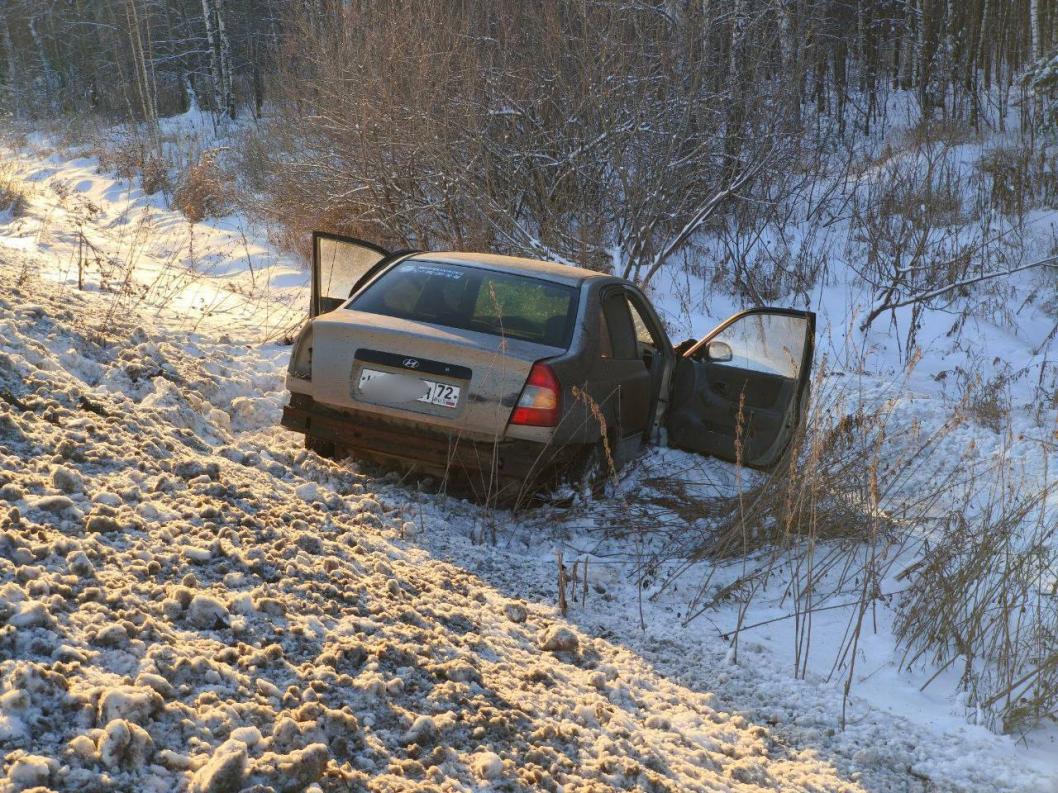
[310,309,561,440]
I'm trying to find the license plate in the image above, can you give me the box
[357,368,461,409]
[418,379,461,408]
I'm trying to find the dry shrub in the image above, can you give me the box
[95,133,171,195]
[97,134,147,180]
[632,366,1006,726]
[899,118,978,149]
[895,480,1058,734]
[678,370,957,564]
[847,140,1024,347]
[634,363,1058,735]
[976,144,1058,216]
[241,0,797,286]
[140,154,170,195]
[174,151,229,223]
[875,153,964,226]
[959,371,1010,433]
[0,163,29,217]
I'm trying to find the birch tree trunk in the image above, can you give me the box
[776,0,800,129]
[201,0,224,115]
[723,0,747,176]
[215,0,236,119]
[125,0,158,133]
[29,12,59,109]
[0,0,20,118]
[1031,0,1041,62]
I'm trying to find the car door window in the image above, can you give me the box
[313,233,389,316]
[667,308,815,469]
[700,312,809,379]
[626,296,658,348]
[598,309,614,358]
[601,291,638,360]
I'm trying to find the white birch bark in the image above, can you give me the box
[125,0,157,130]
[776,0,800,126]
[215,0,235,119]
[201,0,224,115]
[29,12,58,105]
[1031,0,1041,62]
[0,0,19,117]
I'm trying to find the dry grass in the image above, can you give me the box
[96,133,150,180]
[140,154,170,195]
[174,151,229,223]
[898,118,979,149]
[94,132,172,196]
[961,372,1011,433]
[597,359,1058,735]
[0,162,30,217]
[894,470,1058,735]
[975,143,1058,216]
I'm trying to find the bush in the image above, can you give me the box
[95,134,171,196]
[174,152,228,223]
[976,144,1058,216]
[241,1,798,288]
[0,163,29,217]
[97,134,146,180]
[140,154,170,195]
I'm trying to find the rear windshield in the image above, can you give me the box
[347,260,579,347]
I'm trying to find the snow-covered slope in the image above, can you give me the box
[0,129,306,344]
[1,132,1056,792]
[0,249,878,792]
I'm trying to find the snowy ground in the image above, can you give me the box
[0,127,1057,791]
[0,243,881,793]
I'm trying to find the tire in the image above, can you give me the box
[573,441,616,502]
[304,435,336,458]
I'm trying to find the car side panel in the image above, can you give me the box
[545,279,658,458]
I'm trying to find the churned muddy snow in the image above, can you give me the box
[0,255,872,791]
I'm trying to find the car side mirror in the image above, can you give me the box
[673,338,698,356]
[706,340,733,362]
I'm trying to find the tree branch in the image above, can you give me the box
[861,254,1058,332]
[635,149,775,288]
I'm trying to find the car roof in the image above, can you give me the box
[407,251,612,286]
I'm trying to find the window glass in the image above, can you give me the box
[707,312,808,379]
[317,236,385,301]
[626,297,656,347]
[598,309,613,358]
[349,260,579,347]
[601,291,637,360]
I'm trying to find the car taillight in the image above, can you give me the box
[288,324,313,380]
[510,362,560,427]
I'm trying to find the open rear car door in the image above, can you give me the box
[311,231,390,317]
[666,308,815,469]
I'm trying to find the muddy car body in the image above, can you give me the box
[281,233,814,498]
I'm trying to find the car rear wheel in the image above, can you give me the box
[304,436,336,458]
[574,441,617,502]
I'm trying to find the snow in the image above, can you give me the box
[6,754,54,789]
[0,122,1055,792]
[188,738,247,793]
[0,248,888,791]
[469,749,504,779]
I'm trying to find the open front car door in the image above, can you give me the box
[311,232,390,317]
[666,308,815,469]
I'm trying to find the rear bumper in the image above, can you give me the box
[281,393,570,481]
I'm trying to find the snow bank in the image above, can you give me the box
[0,135,1054,792]
[0,255,873,792]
